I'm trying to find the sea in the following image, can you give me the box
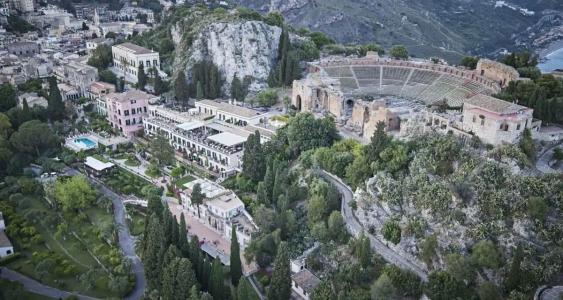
[538,47,563,73]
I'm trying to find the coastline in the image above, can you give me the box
[538,39,563,58]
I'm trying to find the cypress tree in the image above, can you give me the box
[231,74,242,102]
[178,213,190,256]
[47,76,65,120]
[176,258,198,300]
[230,225,242,285]
[210,258,224,300]
[191,183,204,218]
[202,258,211,291]
[175,70,189,105]
[144,214,165,290]
[196,81,204,100]
[241,131,266,182]
[162,244,181,269]
[162,257,180,300]
[137,64,147,90]
[237,278,257,300]
[21,99,31,122]
[505,245,524,292]
[268,242,291,300]
[172,215,179,248]
[162,209,174,246]
[263,163,275,204]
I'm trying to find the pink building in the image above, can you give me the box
[106,90,153,138]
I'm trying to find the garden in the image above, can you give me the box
[102,168,154,198]
[0,176,134,298]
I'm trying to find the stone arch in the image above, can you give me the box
[296,95,302,111]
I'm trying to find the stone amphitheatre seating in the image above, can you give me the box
[312,59,499,106]
[324,66,354,77]
[352,66,380,79]
[409,69,440,85]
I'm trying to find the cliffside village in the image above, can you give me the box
[1,1,562,298]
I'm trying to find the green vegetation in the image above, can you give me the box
[390,45,409,60]
[256,89,278,107]
[103,168,153,197]
[460,56,479,69]
[0,176,133,298]
[6,15,35,33]
[126,205,146,236]
[87,45,113,70]
[0,279,50,300]
[496,51,563,123]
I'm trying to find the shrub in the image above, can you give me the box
[382,219,401,244]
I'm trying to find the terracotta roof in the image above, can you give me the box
[291,269,321,294]
[464,94,529,114]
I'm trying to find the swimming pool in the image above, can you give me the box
[74,137,97,149]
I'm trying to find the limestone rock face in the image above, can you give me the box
[183,21,282,93]
[268,0,309,12]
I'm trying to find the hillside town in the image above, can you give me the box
[0,0,561,300]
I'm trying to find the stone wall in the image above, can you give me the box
[476,59,519,88]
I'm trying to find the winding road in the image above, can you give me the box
[317,170,429,281]
[0,267,98,300]
[93,180,147,300]
[0,168,147,300]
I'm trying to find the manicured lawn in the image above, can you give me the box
[174,175,196,188]
[124,157,141,166]
[126,205,146,236]
[103,168,153,197]
[92,154,109,163]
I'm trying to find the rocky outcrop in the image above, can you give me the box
[183,21,282,93]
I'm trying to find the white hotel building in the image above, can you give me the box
[143,102,273,176]
[111,42,160,83]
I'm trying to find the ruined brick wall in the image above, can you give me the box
[476,59,519,88]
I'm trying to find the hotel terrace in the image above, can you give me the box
[143,102,274,177]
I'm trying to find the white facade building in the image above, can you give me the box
[0,212,14,258]
[180,178,257,249]
[112,42,159,83]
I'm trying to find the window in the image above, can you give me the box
[144,107,147,113]
[118,119,122,125]
[132,118,136,125]
[146,60,150,67]
[124,110,129,116]
[472,116,476,123]
[118,109,121,115]
[481,119,485,126]
[516,124,521,130]
[132,109,136,115]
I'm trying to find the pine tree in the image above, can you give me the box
[191,183,204,218]
[178,213,190,256]
[137,64,147,90]
[268,242,291,300]
[237,278,257,300]
[365,121,390,162]
[230,225,242,285]
[47,76,65,120]
[209,258,224,300]
[175,71,189,105]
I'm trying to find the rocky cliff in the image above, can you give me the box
[181,21,282,93]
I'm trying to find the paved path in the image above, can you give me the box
[66,167,146,299]
[536,143,562,174]
[536,285,563,300]
[317,170,428,281]
[95,182,146,300]
[0,267,98,300]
